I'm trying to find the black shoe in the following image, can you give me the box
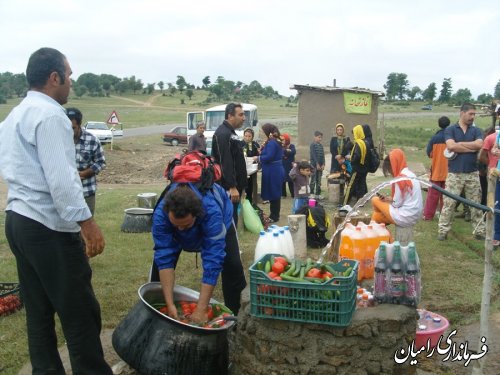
[437,233,447,241]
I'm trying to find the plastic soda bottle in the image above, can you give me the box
[352,226,366,281]
[339,222,355,261]
[359,222,377,279]
[374,242,388,303]
[389,241,405,304]
[404,242,421,306]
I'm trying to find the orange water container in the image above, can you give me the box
[351,226,366,281]
[359,222,378,279]
[339,222,356,262]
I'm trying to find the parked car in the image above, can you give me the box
[84,121,113,144]
[421,105,433,110]
[162,126,188,146]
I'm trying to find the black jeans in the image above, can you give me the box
[269,199,281,222]
[310,169,323,196]
[150,223,246,315]
[5,211,111,375]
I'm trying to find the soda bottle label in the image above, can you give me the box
[390,273,405,298]
[406,275,417,298]
[374,272,386,301]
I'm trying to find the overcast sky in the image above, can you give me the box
[1,0,498,98]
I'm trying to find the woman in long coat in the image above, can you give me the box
[254,123,285,223]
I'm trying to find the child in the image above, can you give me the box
[309,130,325,199]
[289,161,312,213]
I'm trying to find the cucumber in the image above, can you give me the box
[264,260,271,273]
[292,260,302,277]
[299,264,306,280]
[256,261,263,271]
[324,264,337,275]
[343,266,353,277]
[280,274,313,283]
[284,261,296,276]
[304,277,323,284]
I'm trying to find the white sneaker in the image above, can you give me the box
[316,195,324,200]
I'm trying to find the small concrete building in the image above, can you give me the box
[291,84,384,148]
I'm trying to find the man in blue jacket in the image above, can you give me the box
[152,183,246,323]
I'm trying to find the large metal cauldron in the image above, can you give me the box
[112,283,234,375]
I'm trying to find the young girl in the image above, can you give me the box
[371,148,423,227]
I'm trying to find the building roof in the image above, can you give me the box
[290,84,385,97]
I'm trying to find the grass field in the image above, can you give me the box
[0,94,499,374]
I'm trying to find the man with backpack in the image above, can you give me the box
[151,182,246,323]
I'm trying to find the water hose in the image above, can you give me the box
[426,181,500,215]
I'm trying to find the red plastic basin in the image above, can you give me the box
[415,310,449,348]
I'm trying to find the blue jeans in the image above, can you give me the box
[293,198,308,214]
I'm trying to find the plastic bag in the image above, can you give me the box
[241,198,264,234]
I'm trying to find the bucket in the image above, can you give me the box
[308,198,316,207]
[112,283,234,375]
[328,180,340,205]
[415,309,449,348]
[137,193,158,208]
[120,208,154,233]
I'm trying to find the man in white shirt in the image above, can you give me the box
[0,48,111,374]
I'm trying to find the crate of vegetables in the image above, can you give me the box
[249,254,358,327]
[0,282,23,317]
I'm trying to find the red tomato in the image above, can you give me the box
[189,302,197,311]
[306,268,322,278]
[272,262,285,275]
[273,276,282,281]
[207,306,214,320]
[322,271,333,279]
[267,271,279,279]
[274,257,288,266]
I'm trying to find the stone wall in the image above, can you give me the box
[229,288,418,375]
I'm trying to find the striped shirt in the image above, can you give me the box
[76,129,106,197]
[0,91,91,232]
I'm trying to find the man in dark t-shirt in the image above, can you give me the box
[437,103,486,241]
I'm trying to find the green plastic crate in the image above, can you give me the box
[249,254,358,327]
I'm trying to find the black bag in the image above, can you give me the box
[367,147,380,173]
[295,204,330,248]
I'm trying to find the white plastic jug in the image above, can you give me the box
[283,226,295,260]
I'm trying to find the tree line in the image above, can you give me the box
[1,70,499,105]
[383,72,500,105]
[0,72,285,104]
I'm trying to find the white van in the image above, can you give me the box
[187,103,259,153]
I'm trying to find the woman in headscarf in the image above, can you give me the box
[343,125,369,206]
[329,123,350,173]
[371,148,423,227]
[281,133,296,198]
[241,128,260,205]
[253,123,285,223]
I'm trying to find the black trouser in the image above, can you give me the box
[150,223,246,315]
[5,211,112,375]
[343,171,368,206]
[310,169,322,196]
[282,176,294,198]
[220,223,247,314]
[269,199,281,222]
[245,175,256,205]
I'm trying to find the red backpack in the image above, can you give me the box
[164,151,222,192]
